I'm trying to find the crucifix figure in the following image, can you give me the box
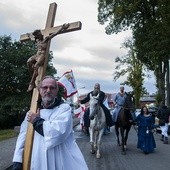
[26,23,69,92]
[20,5,81,92]
[15,3,82,170]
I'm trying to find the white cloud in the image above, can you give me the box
[0,0,156,95]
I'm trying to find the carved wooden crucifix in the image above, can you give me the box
[20,3,82,170]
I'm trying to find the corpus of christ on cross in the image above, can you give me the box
[20,3,82,170]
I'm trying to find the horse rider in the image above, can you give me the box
[112,86,133,124]
[79,83,114,133]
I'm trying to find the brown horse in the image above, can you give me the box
[115,92,134,155]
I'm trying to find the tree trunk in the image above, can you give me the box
[155,61,166,105]
[166,60,170,106]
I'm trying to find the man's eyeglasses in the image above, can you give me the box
[40,86,57,91]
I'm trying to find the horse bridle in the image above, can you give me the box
[89,97,100,120]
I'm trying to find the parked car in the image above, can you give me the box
[134,109,141,118]
[148,106,158,115]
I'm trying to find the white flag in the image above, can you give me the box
[58,70,77,97]
[74,104,85,118]
[74,107,82,118]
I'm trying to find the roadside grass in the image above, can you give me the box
[0,129,18,142]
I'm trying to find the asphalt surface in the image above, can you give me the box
[0,137,18,170]
[76,125,170,170]
[1,117,170,170]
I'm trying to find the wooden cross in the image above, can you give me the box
[20,3,82,170]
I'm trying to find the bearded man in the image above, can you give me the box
[12,76,88,170]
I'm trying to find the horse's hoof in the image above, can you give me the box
[121,151,126,155]
[117,143,121,146]
[91,150,95,154]
[96,154,101,159]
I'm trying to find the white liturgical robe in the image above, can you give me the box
[13,103,89,170]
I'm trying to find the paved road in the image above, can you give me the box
[75,125,170,170]
[0,137,17,170]
[1,119,170,170]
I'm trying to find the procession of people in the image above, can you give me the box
[12,75,170,170]
[76,84,170,156]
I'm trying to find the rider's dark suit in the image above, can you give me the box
[80,91,114,128]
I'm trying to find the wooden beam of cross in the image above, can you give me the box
[21,3,82,170]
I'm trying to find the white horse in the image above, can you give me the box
[89,93,106,158]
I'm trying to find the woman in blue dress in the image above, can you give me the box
[136,106,156,154]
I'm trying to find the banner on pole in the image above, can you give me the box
[58,70,77,97]
[74,104,85,118]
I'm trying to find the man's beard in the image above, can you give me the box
[42,96,55,107]
[93,89,99,96]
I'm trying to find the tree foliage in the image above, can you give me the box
[0,35,56,129]
[113,39,145,108]
[98,0,170,104]
[98,0,170,66]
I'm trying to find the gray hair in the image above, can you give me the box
[39,75,58,89]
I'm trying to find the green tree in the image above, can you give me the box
[113,39,145,108]
[0,35,56,129]
[98,0,170,104]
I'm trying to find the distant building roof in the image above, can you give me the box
[140,96,156,102]
[79,93,156,104]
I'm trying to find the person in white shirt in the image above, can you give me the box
[12,75,89,170]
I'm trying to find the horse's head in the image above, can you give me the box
[89,93,99,120]
[124,92,134,111]
[117,92,135,128]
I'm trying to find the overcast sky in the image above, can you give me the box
[0,0,156,96]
